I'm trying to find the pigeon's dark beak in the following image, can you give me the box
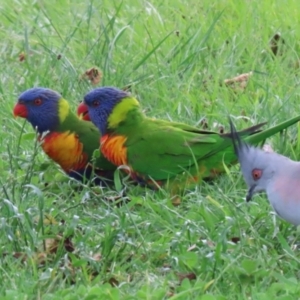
[246,185,256,202]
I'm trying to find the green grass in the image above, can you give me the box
[1,0,300,298]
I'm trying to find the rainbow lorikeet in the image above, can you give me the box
[13,87,116,184]
[78,86,300,192]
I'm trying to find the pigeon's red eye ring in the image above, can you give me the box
[34,98,42,106]
[92,100,100,107]
[252,169,262,181]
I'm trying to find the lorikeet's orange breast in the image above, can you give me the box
[100,134,128,166]
[39,131,88,172]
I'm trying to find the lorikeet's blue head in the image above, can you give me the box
[14,87,62,133]
[83,87,129,135]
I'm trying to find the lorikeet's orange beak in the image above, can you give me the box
[77,102,90,121]
[13,102,28,118]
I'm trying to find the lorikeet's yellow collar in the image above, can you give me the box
[107,97,139,129]
[58,98,70,123]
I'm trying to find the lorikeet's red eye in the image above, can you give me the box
[92,100,100,107]
[34,98,42,106]
[252,169,262,181]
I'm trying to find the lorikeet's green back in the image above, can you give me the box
[13,87,116,184]
[83,87,300,192]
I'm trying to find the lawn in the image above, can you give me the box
[1,0,300,299]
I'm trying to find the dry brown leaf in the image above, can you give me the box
[92,253,102,261]
[19,52,26,62]
[35,252,48,265]
[34,214,58,225]
[270,32,284,56]
[167,291,175,298]
[12,252,27,262]
[187,244,197,252]
[64,237,75,252]
[44,214,58,225]
[45,238,59,254]
[172,197,181,206]
[199,118,209,129]
[177,272,197,283]
[202,239,215,248]
[224,72,253,90]
[82,67,102,85]
[231,237,240,244]
[107,277,119,287]
[45,235,74,254]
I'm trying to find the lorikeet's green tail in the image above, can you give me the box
[244,115,300,144]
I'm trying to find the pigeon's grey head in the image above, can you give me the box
[229,119,276,201]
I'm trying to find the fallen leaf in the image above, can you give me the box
[187,244,197,252]
[107,277,119,287]
[104,192,130,207]
[202,239,215,248]
[167,291,175,297]
[82,67,102,85]
[12,252,27,262]
[224,72,253,91]
[45,238,59,254]
[92,253,102,261]
[199,118,209,129]
[177,272,197,283]
[231,237,240,244]
[64,237,75,252]
[61,259,77,284]
[35,252,48,265]
[45,235,74,254]
[172,197,181,206]
[44,214,58,225]
[19,52,26,62]
[270,32,284,56]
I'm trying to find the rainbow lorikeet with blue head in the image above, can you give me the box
[78,86,300,193]
[13,87,116,184]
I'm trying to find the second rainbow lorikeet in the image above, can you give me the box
[13,87,116,184]
[78,86,300,192]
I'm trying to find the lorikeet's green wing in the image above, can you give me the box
[123,121,232,181]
